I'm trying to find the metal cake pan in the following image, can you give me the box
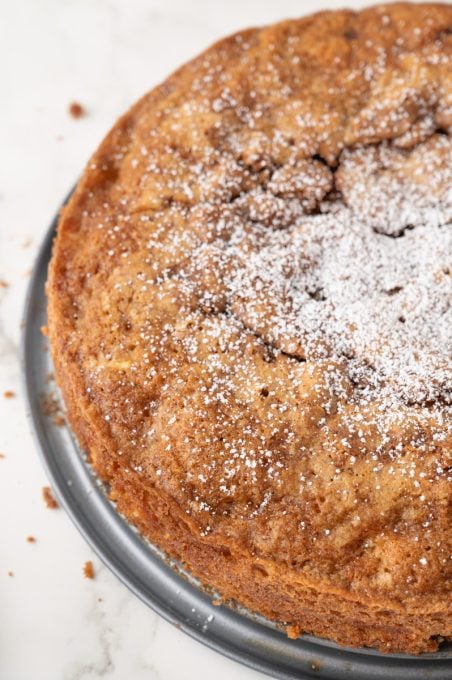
[22,196,452,680]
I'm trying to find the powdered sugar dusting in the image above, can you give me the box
[181,134,452,411]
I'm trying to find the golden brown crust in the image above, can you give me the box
[47,3,452,653]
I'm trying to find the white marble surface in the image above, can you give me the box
[0,1,403,678]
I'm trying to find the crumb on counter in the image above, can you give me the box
[3,390,15,399]
[69,101,86,119]
[0,280,9,289]
[26,536,36,543]
[83,560,95,579]
[42,486,59,509]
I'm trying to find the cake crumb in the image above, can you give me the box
[83,560,95,579]
[26,536,36,543]
[286,623,302,639]
[53,414,65,427]
[0,279,8,288]
[69,101,86,119]
[211,598,223,606]
[3,390,15,399]
[0,453,5,459]
[40,325,49,337]
[8,570,14,577]
[42,486,59,509]
[41,393,63,421]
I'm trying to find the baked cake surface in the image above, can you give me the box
[47,3,452,653]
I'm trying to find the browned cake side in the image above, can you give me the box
[47,3,452,653]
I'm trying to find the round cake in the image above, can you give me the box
[47,3,452,653]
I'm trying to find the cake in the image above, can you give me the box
[47,3,452,653]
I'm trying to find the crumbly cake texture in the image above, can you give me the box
[48,3,451,653]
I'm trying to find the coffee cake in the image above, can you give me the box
[47,3,452,653]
